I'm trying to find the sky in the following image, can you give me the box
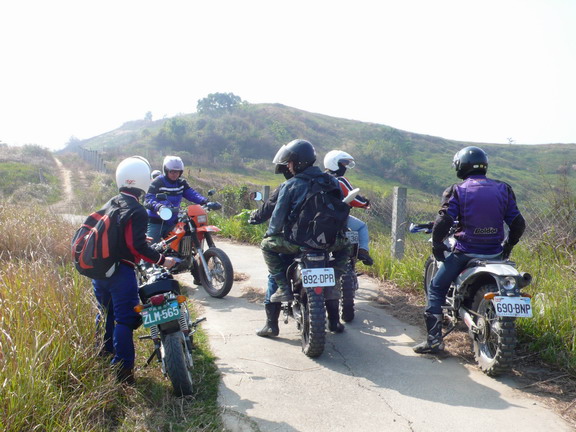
[1,0,575,150]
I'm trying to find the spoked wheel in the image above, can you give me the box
[301,289,326,358]
[161,332,194,397]
[471,284,517,376]
[198,247,234,298]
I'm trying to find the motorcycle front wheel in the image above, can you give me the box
[423,256,438,299]
[300,289,326,358]
[471,284,517,376]
[340,270,357,322]
[161,332,194,396]
[198,247,234,298]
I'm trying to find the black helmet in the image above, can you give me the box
[274,163,294,180]
[273,139,316,174]
[453,146,488,179]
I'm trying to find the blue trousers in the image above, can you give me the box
[92,264,142,369]
[347,215,370,251]
[146,222,175,244]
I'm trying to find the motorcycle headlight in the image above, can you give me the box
[502,276,517,291]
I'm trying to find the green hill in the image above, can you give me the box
[64,102,576,203]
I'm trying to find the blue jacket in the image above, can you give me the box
[145,175,207,225]
[266,166,339,237]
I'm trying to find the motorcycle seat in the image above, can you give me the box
[139,279,181,302]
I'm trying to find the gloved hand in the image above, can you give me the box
[502,242,513,260]
[363,199,371,209]
[432,242,450,262]
[205,201,222,211]
[248,209,259,225]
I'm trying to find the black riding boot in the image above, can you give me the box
[325,299,344,333]
[413,312,445,354]
[256,303,281,337]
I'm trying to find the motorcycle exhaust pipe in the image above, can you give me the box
[458,307,478,332]
[519,272,532,288]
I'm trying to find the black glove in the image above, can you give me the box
[206,201,222,211]
[432,242,450,262]
[502,242,513,260]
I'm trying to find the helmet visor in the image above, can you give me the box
[339,159,355,169]
[272,145,290,165]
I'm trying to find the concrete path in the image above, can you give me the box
[178,239,572,432]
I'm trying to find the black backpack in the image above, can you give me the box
[285,173,350,249]
[71,201,122,279]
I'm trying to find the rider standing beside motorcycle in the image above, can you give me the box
[145,156,218,242]
[93,156,176,384]
[260,139,350,333]
[324,150,374,266]
[413,146,526,354]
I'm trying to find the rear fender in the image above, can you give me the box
[456,263,520,296]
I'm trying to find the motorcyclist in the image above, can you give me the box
[323,150,374,266]
[144,156,220,243]
[151,169,161,179]
[413,146,526,354]
[92,156,177,384]
[260,139,350,333]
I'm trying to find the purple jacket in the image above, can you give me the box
[145,175,207,225]
[434,175,524,254]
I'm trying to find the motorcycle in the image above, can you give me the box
[156,191,234,298]
[134,259,205,396]
[410,222,534,376]
[281,188,361,358]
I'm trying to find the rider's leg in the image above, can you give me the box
[261,235,299,303]
[413,252,470,353]
[347,215,373,265]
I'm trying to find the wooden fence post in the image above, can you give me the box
[391,186,407,259]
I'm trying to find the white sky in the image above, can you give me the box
[1,0,575,150]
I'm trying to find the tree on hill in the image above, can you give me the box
[197,92,243,116]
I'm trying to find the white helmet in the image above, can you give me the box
[151,169,162,179]
[323,150,355,172]
[115,156,151,192]
[163,155,184,175]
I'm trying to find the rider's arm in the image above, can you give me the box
[251,187,280,224]
[503,183,526,245]
[144,178,169,213]
[338,177,369,208]
[266,182,291,236]
[181,179,208,204]
[124,207,166,265]
[432,184,457,244]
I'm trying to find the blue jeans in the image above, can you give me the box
[347,215,369,251]
[92,263,142,369]
[146,222,175,244]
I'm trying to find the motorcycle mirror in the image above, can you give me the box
[158,206,173,221]
[343,188,360,205]
[156,193,167,200]
[207,189,216,196]
[250,191,263,201]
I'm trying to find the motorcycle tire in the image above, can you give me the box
[198,247,234,298]
[471,284,517,376]
[423,256,438,299]
[301,289,326,358]
[341,271,357,322]
[161,332,194,397]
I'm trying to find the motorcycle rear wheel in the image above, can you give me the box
[423,256,438,299]
[301,290,326,358]
[198,247,234,298]
[471,284,517,376]
[161,332,194,396]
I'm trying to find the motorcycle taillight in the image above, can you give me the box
[150,294,165,306]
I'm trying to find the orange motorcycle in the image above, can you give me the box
[158,195,234,298]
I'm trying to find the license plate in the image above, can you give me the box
[301,267,335,288]
[345,231,359,244]
[492,296,533,318]
[141,301,180,327]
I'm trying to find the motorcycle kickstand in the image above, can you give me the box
[145,347,162,366]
